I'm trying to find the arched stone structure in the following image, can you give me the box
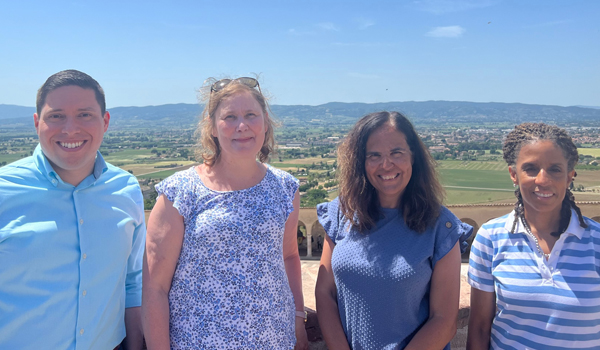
[298,207,319,258]
[297,220,307,257]
[311,221,326,257]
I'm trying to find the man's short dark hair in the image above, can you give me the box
[36,70,106,116]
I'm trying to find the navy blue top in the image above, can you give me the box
[317,198,472,350]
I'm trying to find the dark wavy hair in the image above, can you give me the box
[503,122,587,235]
[337,111,444,233]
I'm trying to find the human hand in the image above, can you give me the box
[294,317,309,350]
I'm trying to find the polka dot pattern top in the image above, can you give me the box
[317,197,472,350]
[156,165,299,349]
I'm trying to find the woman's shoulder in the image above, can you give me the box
[317,197,341,219]
[155,166,200,193]
[317,197,352,241]
[436,206,472,230]
[432,206,474,254]
[479,211,515,232]
[266,164,299,184]
[584,216,600,231]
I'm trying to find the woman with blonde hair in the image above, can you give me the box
[142,77,308,349]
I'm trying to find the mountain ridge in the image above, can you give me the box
[2,101,599,126]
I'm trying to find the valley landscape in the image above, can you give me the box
[2,101,600,208]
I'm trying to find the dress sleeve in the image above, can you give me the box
[280,170,299,220]
[468,226,495,292]
[317,197,345,244]
[155,170,194,219]
[432,207,474,268]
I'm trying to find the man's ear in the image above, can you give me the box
[34,113,40,134]
[103,111,111,132]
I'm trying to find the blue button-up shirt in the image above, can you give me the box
[0,145,145,350]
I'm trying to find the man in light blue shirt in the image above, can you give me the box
[0,70,145,350]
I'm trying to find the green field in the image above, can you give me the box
[438,168,513,190]
[0,152,30,165]
[269,162,315,168]
[103,149,154,163]
[136,169,180,180]
[578,148,600,157]
[444,190,515,205]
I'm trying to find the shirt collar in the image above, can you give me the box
[33,144,108,187]
[505,208,584,239]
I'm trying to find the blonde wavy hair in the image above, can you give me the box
[195,78,277,166]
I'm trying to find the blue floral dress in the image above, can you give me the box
[156,165,299,349]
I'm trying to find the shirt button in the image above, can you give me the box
[79,219,84,225]
[80,329,84,335]
[82,290,87,296]
[82,253,87,259]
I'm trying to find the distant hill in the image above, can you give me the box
[0,104,35,120]
[2,101,600,127]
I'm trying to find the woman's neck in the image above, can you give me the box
[522,206,562,236]
[200,155,266,191]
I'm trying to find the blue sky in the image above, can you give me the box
[1,0,598,108]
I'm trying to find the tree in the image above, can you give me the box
[144,190,158,210]
[301,188,329,207]
[324,180,338,188]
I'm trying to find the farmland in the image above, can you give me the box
[2,119,600,207]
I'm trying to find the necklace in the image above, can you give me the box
[520,216,550,260]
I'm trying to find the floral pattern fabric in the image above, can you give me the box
[156,165,299,349]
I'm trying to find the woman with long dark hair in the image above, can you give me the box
[315,111,472,349]
[467,123,600,349]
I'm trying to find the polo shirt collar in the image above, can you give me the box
[33,144,108,187]
[505,208,584,239]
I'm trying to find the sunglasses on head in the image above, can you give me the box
[210,77,260,92]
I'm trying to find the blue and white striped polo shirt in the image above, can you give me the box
[468,209,600,349]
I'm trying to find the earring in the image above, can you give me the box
[513,183,517,188]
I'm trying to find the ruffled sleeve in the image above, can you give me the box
[269,166,299,220]
[317,197,348,244]
[431,206,473,267]
[155,168,197,220]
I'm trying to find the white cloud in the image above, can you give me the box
[426,25,466,38]
[316,22,340,32]
[413,0,495,15]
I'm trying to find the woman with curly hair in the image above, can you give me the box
[467,123,600,349]
[315,111,472,349]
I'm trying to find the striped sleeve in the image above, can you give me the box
[468,226,495,292]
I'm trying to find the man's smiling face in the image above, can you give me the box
[34,85,110,185]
